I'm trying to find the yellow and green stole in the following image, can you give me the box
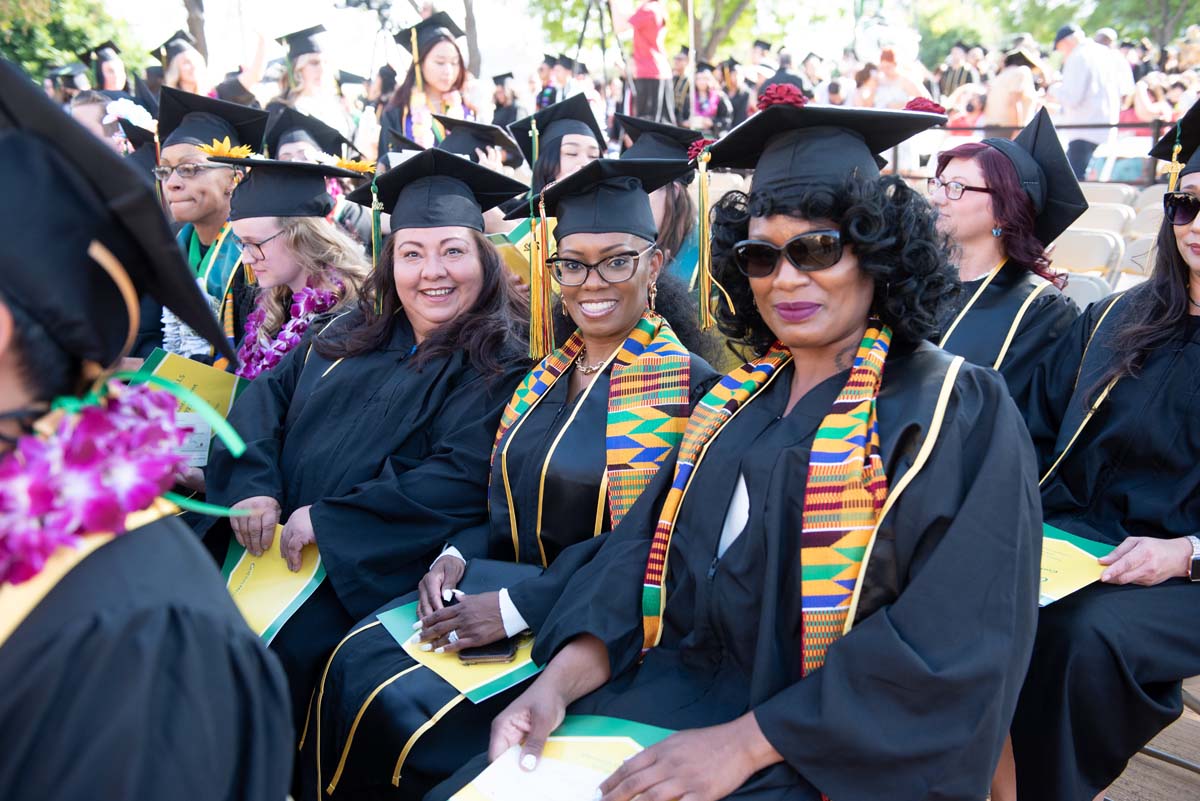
[492,311,692,531]
[178,222,246,370]
[642,323,893,676]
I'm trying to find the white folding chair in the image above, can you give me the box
[1126,205,1164,239]
[1079,182,1137,206]
[1060,273,1113,309]
[1073,203,1135,236]
[1050,229,1124,277]
[1133,183,1168,211]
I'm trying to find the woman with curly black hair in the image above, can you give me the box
[429,103,1043,801]
[930,109,1085,401]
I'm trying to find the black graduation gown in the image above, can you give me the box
[935,260,1079,402]
[0,517,293,801]
[300,354,717,800]
[429,341,1043,801]
[1010,289,1200,801]
[204,310,527,729]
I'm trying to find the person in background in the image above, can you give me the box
[967,45,992,82]
[759,51,808,96]
[873,48,930,109]
[275,26,354,139]
[824,79,848,106]
[380,13,475,151]
[490,72,526,128]
[851,62,878,108]
[671,45,691,124]
[984,49,1039,138]
[67,90,122,153]
[1095,26,1136,102]
[1052,25,1123,179]
[938,41,980,98]
[611,0,672,123]
[535,53,558,110]
[163,30,266,102]
[721,57,753,124]
[800,52,826,97]
[689,61,733,135]
[78,40,129,94]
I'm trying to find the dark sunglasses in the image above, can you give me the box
[731,230,843,278]
[1164,192,1200,226]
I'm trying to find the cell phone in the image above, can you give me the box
[458,636,518,665]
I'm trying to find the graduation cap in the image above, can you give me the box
[53,63,91,91]
[118,119,158,183]
[1002,48,1042,71]
[508,93,606,168]
[395,12,464,56]
[209,157,361,220]
[1149,99,1200,190]
[951,40,971,52]
[337,70,368,86]
[695,61,716,73]
[802,52,823,64]
[78,41,122,68]
[721,56,741,69]
[492,72,514,86]
[753,39,773,51]
[157,86,269,151]
[434,114,523,166]
[277,25,326,61]
[151,30,196,67]
[346,148,525,232]
[265,105,353,159]
[0,56,230,366]
[556,54,577,73]
[382,125,425,155]
[506,158,691,243]
[982,108,1087,244]
[677,46,690,57]
[573,61,590,76]
[614,112,700,161]
[706,104,946,197]
[542,54,558,68]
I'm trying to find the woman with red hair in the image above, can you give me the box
[929,109,1086,401]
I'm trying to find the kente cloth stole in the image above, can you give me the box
[491,311,691,527]
[641,324,894,676]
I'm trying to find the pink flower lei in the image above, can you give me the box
[0,382,190,586]
[236,280,342,381]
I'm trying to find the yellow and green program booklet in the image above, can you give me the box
[1039,523,1112,607]
[222,527,326,644]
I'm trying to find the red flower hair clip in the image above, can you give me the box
[756,83,808,111]
[904,97,946,114]
[687,138,716,161]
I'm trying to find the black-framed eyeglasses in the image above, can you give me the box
[547,244,655,286]
[241,230,285,261]
[731,230,843,278]
[928,175,993,201]
[151,162,235,182]
[1164,191,1200,226]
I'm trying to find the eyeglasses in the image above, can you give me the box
[240,230,285,261]
[547,244,655,286]
[928,176,993,201]
[1164,192,1200,226]
[731,230,843,278]
[151,163,234,182]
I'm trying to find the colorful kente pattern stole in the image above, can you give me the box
[641,323,894,675]
[492,312,692,530]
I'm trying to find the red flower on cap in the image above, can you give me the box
[687,138,716,161]
[904,97,946,114]
[756,83,808,111]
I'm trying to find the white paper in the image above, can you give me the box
[464,746,610,801]
[177,412,213,468]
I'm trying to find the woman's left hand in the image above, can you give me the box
[175,466,206,493]
[475,145,506,173]
[598,714,781,801]
[280,505,317,572]
[1100,536,1193,586]
[418,591,506,652]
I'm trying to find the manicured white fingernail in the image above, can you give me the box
[434,646,445,654]
[451,589,465,598]
[412,620,423,630]
[520,754,537,771]
[419,643,432,652]
[442,588,453,602]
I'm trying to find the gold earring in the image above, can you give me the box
[648,282,658,312]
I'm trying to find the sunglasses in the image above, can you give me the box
[1164,192,1200,226]
[731,230,843,278]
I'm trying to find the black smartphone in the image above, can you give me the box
[458,636,518,665]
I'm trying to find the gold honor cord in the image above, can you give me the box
[939,260,1006,348]
[993,280,1054,370]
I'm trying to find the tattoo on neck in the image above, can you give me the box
[833,343,856,372]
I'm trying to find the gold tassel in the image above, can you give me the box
[371,175,384,316]
[411,29,424,95]
[1167,141,1184,192]
[528,193,554,360]
[695,148,734,330]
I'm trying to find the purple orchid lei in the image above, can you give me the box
[0,382,190,586]
[235,281,341,381]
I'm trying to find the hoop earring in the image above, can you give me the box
[648,282,658,312]
[991,226,1003,238]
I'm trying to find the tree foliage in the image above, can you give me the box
[0,0,138,78]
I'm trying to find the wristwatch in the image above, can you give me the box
[1188,535,1200,582]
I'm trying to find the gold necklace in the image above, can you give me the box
[575,348,607,375]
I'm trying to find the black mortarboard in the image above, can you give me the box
[157,86,269,150]
[542,54,558,68]
[508,93,606,167]
[574,61,590,75]
[492,72,514,86]
[1150,99,1200,185]
[395,12,465,55]
[265,105,352,159]
[277,25,326,61]
[118,119,158,183]
[614,112,700,160]
[556,54,577,73]
[210,157,360,220]
[434,114,524,165]
[983,108,1087,244]
[802,52,823,63]
[695,61,716,73]
[337,70,368,86]
[506,158,691,243]
[382,125,425,155]
[951,40,971,52]
[347,148,525,232]
[707,104,946,197]
[79,41,121,68]
[753,39,772,51]
[1003,48,1042,71]
[677,46,690,57]
[54,63,91,91]
[151,30,196,66]
[118,118,155,150]
[0,57,230,366]
[721,56,740,70]
[213,74,260,109]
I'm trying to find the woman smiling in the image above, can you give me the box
[204,150,530,733]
